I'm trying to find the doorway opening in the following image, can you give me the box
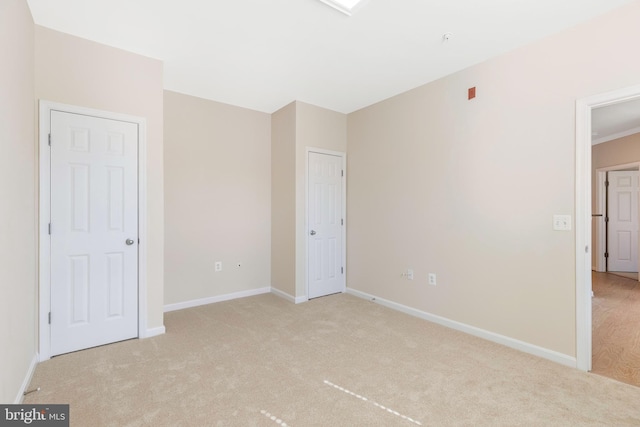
[576,83,640,372]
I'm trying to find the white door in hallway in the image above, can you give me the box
[608,170,639,272]
[308,151,345,299]
[50,110,139,356]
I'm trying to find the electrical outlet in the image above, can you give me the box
[215,261,222,272]
[428,273,437,286]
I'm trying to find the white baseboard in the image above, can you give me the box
[163,287,271,313]
[271,287,308,304]
[15,354,38,404]
[143,326,166,338]
[346,288,577,368]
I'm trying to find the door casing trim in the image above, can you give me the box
[38,101,148,360]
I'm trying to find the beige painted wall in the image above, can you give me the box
[35,27,165,331]
[347,1,640,358]
[591,132,640,267]
[271,102,297,297]
[592,133,640,171]
[0,0,36,404]
[164,91,271,304]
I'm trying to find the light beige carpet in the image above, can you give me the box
[607,271,639,281]
[25,293,640,426]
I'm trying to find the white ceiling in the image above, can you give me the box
[592,98,640,145]
[27,0,636,114]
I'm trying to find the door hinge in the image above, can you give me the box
[605,252,609,258]
[605,180,609,187]
[605,216,609,223]
[48,223,51,235]
[48,312,51,324]
[341,170,344,177]
[341,218,344,226]
[48,133,51,146]
[341,267,344,274]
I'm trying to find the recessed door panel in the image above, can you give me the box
[69,127,90,152]
[70,164,90,232]
[107,132,125,156]
[69,255,90,325]
[107,167,125,231]
[106,252,125,318]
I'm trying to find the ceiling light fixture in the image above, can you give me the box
[442,33,453,43]
[316,0,368,16]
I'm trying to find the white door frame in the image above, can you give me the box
[594,163,640,273]
[305,147,347,300]
[576,83,640,371]
[38,101,148,361]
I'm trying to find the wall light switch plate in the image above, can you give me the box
[553,215,572,231]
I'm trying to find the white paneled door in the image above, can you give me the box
[308,151,344,299]
[608,170,639,273]
[50,111,139,356]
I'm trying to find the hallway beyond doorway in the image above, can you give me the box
[592,271,640,387]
